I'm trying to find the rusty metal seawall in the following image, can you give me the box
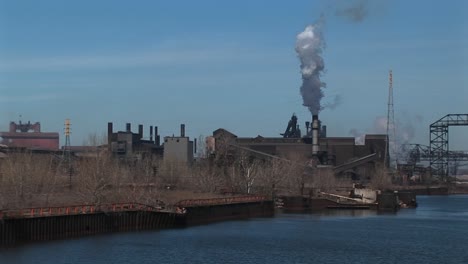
[0,197,274,247]
[174,196,274,226]
[0,203,176,247]
[175,195,267,208]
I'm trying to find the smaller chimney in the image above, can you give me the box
[150,126,153,141]
[107,122,113,148]
[154,126,159,146]
[305,121,310,135]
[126,123,131,133]
[321,125,327,138]
[180,124,185,137]
[138,124,143,139]
[194,138,197,154]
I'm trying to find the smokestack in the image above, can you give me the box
[138,124,143,139]
[194,138,197,154]
[126,123,131,133]
[107,122,113,148]
[150,126,153,141]
[154,126,160,146]
[312,115,319,155]
[305,121,310,135]
[180,124,185,137]
[321,125,327,138]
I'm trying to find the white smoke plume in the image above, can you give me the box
[349,115,423,160]
[322,95,342,110]
[349,128,365,145]
[295,17,326,115]
[335,0,369,23]
[350,116,419,142]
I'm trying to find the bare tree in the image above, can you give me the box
[82,132,107,147]
[369,164,392,190]
[0,152,60,209]
[191,160,224,193]
[159,161,185,189]
[232,150,262,194]
[74,153,116,206]
[255,159,289,197]
[275,153,311,196]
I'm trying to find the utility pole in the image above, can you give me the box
[63,119,73,187]
[385,70,397,169]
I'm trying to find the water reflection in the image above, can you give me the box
[278,208,390,218]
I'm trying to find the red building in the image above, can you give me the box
[0,121,59,150]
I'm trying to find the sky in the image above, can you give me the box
[0,0,467,151]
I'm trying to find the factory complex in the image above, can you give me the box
[0,113,388,183]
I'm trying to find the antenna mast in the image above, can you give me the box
[385,70,397,169]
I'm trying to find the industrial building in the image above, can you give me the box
[107,122,163,159]
[212,114,388,180]
[0,121,59,151]
[163,124,195,164]
[107,122,194,164]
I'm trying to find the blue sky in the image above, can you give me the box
[0,0,467,150]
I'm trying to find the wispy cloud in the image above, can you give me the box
[0,47,278,72]
[0,94,62,103]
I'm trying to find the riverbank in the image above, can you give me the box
[0,196,273,247]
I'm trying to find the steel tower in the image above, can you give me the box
[384,70,396,169]
[63,119,73,186]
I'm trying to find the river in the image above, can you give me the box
[1,195,467,264]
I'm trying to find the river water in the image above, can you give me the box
[1,195,467,264]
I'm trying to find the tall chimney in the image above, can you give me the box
[150,126,153,141]
[194,138,197,154]
[312,115,319,155]
[180,124,185,137]
[126,123,131,133]
[154,126,160,146]
[107,122,113,148]
[321,125,327,138]
[138,124,143,139]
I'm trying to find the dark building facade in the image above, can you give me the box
[212,127,388,180]
[107,122,163,159]
[107,122,194,164]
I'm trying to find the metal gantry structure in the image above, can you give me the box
[429,114,468,180]
[401,114,468,181]
[403,144,431,164]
